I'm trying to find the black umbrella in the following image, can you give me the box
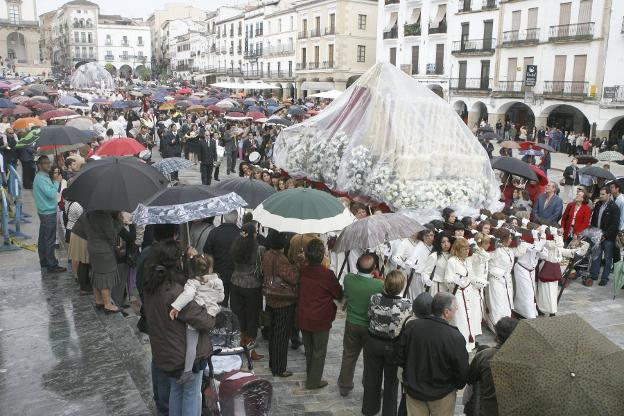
[578,165,616,180]
[64,156,167,212]
[265,117,292,127]
[210,177,276,209]
[36,125,94,147]
[479,125,494,133]
[143,185,228,206]
[481,131,501,141]
[288,106,307,116]
[537,143,555,152]
[491,156,538,181]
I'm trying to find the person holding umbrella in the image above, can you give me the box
[161,124,182,183]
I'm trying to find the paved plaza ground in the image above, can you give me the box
[1,151,624,416]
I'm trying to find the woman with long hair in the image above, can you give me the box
[421,232,453,296]
[445,238,475,350]
[143,240,216,416]
[230,222,265,360]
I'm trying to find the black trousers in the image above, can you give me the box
[200,163,214,185]
[21,160,35,189]
[219,281,231,307]
[213,164,220,180]
[268,303,295,375]
[230,285,262,338]
[362,336,399,416]
[226,151,237,173]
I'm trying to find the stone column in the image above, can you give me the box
[467,111,481,130]
[488,113,506,126]
[534,116,548,129]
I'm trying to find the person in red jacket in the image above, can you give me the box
[561,189,592,243]
[297,238,343,390]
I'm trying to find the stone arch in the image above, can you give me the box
[119,64,133,79]
[6,32,26,63]
[470,101,489,123]
[498,101,535,128]
[135,64,149,80]
[427,84,444,98]
[541,104,590,136]
[104,63,117,77]
[604,116,624,141]
[453,100,468,121]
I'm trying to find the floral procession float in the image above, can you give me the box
[273,62,501,212]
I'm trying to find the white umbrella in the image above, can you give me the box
[597,151,624,162]
[216,99,236,109]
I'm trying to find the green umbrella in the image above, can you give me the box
[613,261,624,299]
[491,314,624,416]
[15,128,40,148]
[251,188,354,234]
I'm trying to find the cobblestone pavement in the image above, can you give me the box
[1,155,623,416]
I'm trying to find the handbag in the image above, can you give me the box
[537,260,562,283]
[262,254,298,300]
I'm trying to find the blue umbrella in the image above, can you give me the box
[243,98,256,106]
[288,106,307,116]
[152,95,167,103]
[111,100,128,109]
[267,105,283,115]
[59,96,81,106]
[247,105,266,114]
[202,98,219,105]
[0,98,16,108]
[266,98,278,106]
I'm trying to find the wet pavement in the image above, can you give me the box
[1,161,624,416]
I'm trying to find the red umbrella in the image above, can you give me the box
[247,111,266,120]
[95,138,146,157]
[39,109,78,121]
[32,103,56,112]
[10,96,29,104]
[1,105,31,116]
[519,141,540,151]
[177,88,192,95]
[207,105,223,113]
[530,165,549,186]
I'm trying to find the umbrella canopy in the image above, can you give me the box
[264,117,292,127]
[59,96,81,106]
[252,188,354,234]
[11,117,44,129]
[530,165,549,186]
[597,150,624,162]
[491,157,538,181]
[519,142,540,151]
[578,165,615,180]
[536,143,555,152]
[32,103,56,112]
[95,138,146,157]
[133,186,247,226]
[478,125,494,133]
[288,106,307,116]
[10,96,30,104]
[186,104,205,113]
[247,111,266,121]
[206,104,223,114]
[216,99,236,109]
[1,105,31,116]
[152,157,194,175]
[224,112,251,120]
[36,125,93,147]
[210,177,276,209]
[333,213,424,253]
[519,149,544,157]
[65,116,94,130]
[15,128,40,148]
[0,98,16,108]
[64,156,167,212]
[499,140,520,149]
[177,88,192,95]
[39,109,78,121]
[111,100,128,109]
[491,314,624,416]
[159,102,176,111]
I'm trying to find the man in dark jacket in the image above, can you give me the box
[396,292,469,415]
[198,131,217,185]
[17,143,36,189]
[160,124,182,181]
[221,124,237,174]
[203,210,240,306]
[464,317,518,416]
[586,186,620,286]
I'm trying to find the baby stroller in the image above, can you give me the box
[202,309,272,416]
[558,228,597,301]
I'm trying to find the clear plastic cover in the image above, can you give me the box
[70,62,115,91]
[273,62,500,211]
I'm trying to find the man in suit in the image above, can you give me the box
[221,124,237,174]
[161,124,182,182]
[203,211,240,306]
[198,131,217,185]
[585,186,621,287]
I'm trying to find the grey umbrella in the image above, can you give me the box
[536,143,555,152]
[333,213,424,253]
[597,150,624,162]
[578,165,616,180]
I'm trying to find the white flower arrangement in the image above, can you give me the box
[341,145,373,193]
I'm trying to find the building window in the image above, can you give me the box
[138,51,143,57]
[88,46,94,58]
[74,46,80,57]
[81,32,86,43]
[7,2,20,25]
[290,16,294,30]
[278,18,282,32]
[358,14,366,30]
[106,34,111,45]
[389,47,396,65]
[357,45,366,62]
[122,35,128,45]
[138,36,143,45]
[74,32,80,43]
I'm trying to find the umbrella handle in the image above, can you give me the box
[337,251,349,280]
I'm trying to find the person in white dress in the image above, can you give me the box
[445,238,475,350]
[536,230,569,316]
[389,228,435,299]
[421,232,452,296]
[467,233,490,338]
[485,228,529,332]
[512,228,546,319]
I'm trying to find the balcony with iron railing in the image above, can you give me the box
[255,29,263,36]
[404,23,421,37]
[118,54,133,61]
[244,50,263,59]
[429,20,447,34]
[458,0,473,13]
[321,61,335,69]
[548,22,594,42]
[543,81,589,98]
[296,62,306,70]
[269,71,293,79]
[384,0,400,5]
[267,46,295,56]
[310,28,321,38]
[229,47,234,55]
[493,81,526,97]
[451,38,496,55]
[482,0,498,10]
[501,28,540,47]
[308,61,320,69]
[242,69,263,79]
[325,26,336,35]
[450,77,492,92]
[383,26,398,39]
[104,54,114,61]
[426,63,444,75]
[298,31,308,39]
[226,68,243,76]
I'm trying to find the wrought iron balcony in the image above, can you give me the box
[242,69,263,78]
[482,0,498,10]
[310,29,321,38]
[308,61,320,69]
[383,26,398,39]
[450,78,491,92]
[548,23,594,42]
[493,81,526,97]
[501,28,540,46]
[426,63,444,75]
[226,68,243,76]
[244,50,263,59]
[384,0,400,5]
[296,62,306,70]
[543,81,589,98]
[404,23,421,37]
[451,38,495,55]
[298,31,308,39]
[321,61,335,69]
[104,54,114,61]
[428,20,447,34]
[602,86,624,103]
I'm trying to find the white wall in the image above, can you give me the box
[97,24,152,71]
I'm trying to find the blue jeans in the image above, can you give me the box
[169,370,203,416]
[151,361,170,416]
[38,213,58,269]
[590,239,614,282]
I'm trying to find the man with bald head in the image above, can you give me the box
[337,253,384,397]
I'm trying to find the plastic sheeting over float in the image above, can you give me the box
[70,62,115,91]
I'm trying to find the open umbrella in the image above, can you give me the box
[576,155,598,165]
[111,100,128,109]
[1,105,31,116]
[187,104,205,113]
[499,140,520,149]
[133,186,247,226]
[224,112,251,120]
[39,109,78,121]
[210,177,276,209]
[478,125,494,133]
[95,138,146,157]
[333,213,424,253]
[597,150,624,162]
[265,117,292,127]
[519,149,544,157]
[64,156,167,212]
[0,98,16,108]
[59,96,81,106]
[519,141,540,151]
[36,125,93,148]
[65,116,94,130]
[159,102,176,111]
[288,106,307,116]
[247,111,266,121]
[536,143,556,152]
[177,88,192,95]
[252,188,354,234]
[491,314,624,416]
[206,105,223,114]
[12,117,44,129]
[530,165,548,186]
[491,157,538,181]
[32,103,56,112]
[578,165,615,180]
[216,99,236,109]
[152,157,194,175]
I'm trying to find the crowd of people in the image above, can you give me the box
[1,77,621,416]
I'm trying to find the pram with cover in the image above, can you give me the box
[202,308,272,416]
